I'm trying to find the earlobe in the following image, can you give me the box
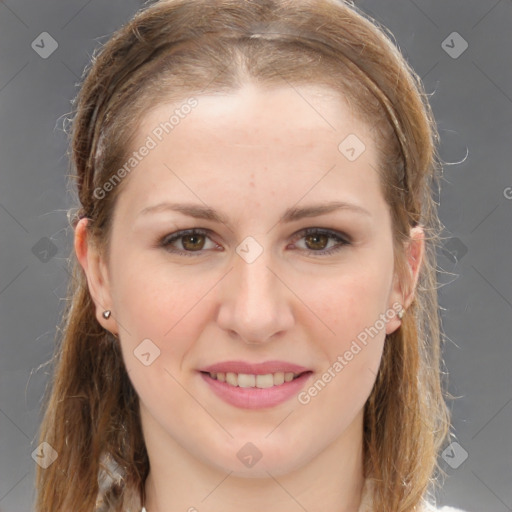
[74,218,117,332]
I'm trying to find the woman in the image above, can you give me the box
[35,0,467,511]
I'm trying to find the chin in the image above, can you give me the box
[203,433,314,479]
[214,453,306,479]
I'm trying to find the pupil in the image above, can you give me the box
[306,234,328,250]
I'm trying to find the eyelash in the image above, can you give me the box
[159,228,351,257]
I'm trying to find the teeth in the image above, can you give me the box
[209,371,300,387]
[273,372,285,385]
[226,372,237,386]
[238,374,256,387]
[255,374,274,388]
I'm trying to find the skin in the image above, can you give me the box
[75,83,423,512]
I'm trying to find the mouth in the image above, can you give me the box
[200,370,310,389]
[197,361,313,409]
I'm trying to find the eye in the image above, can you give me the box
[159,227,350,257]
[290,228,351,256]
[159,228,221,256]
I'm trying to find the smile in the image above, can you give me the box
[198,360,313,409]
[204,371,303,388]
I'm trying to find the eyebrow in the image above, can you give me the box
[137,201,371,227]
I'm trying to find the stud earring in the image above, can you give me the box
[397,308,405,320]
[102,310,112,319]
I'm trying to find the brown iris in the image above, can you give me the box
[181,234,206,251]
[304,233,329,251]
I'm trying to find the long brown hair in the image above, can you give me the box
[36,1,450,510]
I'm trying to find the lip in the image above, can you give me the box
[198,360,313,409]
[200,371,312,409]
[198,360,310,375]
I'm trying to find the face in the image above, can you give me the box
[77,83,421,479]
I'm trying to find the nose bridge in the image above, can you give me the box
[237,254,276,311]
[217,248,294,343]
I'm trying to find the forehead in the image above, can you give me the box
[140,82,368,142]
[111,83,382,220]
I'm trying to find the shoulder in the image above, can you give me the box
[359,479,470,512]
[425,503,470,512]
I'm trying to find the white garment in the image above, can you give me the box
[355,478,468,512]
[140,477,468,512]
[141,503,467,511]
[403,503,467,511]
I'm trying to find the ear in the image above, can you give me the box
[386,225,424,334]
[74,218,118,335]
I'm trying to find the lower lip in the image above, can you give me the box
[200,372,313,409]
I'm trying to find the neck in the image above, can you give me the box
[141,408,366,512]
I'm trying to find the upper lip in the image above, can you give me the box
[199,360,311,375]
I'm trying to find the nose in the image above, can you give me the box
[216,249,295,344]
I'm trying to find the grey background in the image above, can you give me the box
[0,0,510,511]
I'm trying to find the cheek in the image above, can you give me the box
[301,255,394,344]
[112,266,209,412]
[111,257,218,366]
[293,253,393,409]
[297,266,390,426]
